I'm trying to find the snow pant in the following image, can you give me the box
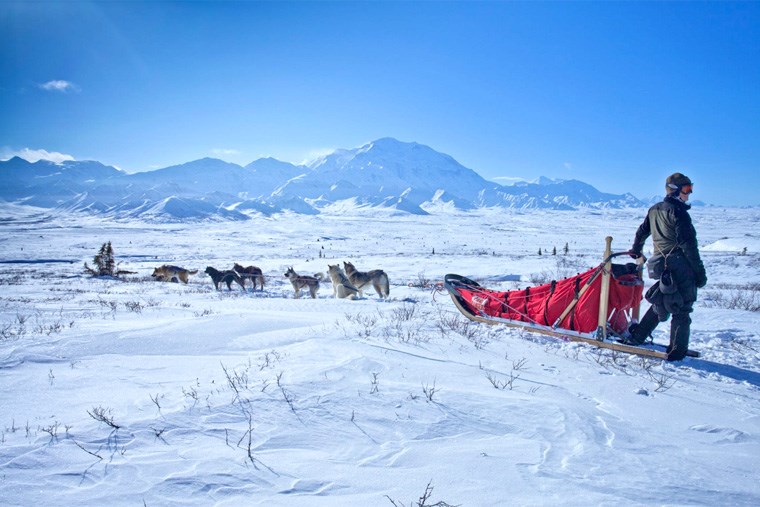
[633,251,697,361]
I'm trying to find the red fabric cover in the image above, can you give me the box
[456,267,643,334]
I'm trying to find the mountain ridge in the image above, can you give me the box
[1,138,646,221]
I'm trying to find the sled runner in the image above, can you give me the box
[444,237,700,360]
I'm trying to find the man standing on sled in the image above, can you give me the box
[626,172,707,361]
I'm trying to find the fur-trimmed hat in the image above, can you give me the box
[666,172,692,194]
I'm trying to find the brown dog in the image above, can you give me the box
[151,265,197,284]
[233,263,265,291]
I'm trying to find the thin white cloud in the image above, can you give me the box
[211,148,241,156]
[0,147,75,164]
[563,162,573,171]
[39,80,80,93]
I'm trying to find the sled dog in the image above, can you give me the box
[284,267,320,299]
[151,265,197,284]
[343,261,390,298]
[233,263,265,291]
[205,266,245,291]
[327,264,360,300]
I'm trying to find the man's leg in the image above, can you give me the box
[667,312,691,361]
[627,306,661,345]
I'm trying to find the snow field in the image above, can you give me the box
[0,205,759,506]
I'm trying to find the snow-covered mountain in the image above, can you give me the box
[245,157,309,198]
[276,138,497,211]
[0,139,645,220]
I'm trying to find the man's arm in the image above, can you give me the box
[630,214,651,257]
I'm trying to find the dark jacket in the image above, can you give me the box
[631,195,707,288]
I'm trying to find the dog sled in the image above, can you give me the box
[444,237,699,360]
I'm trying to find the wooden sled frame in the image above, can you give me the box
[444,236,700,360]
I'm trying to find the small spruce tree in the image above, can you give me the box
[552,246,557,256]
[84,241,134,277]
[538,247,542,256]
[85,241,116,276]
[563,242,569,255]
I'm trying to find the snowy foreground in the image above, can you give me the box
[1,204,759,506]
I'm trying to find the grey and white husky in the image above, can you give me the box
[327,264,360,300]
[284,267,320,299]
[343,261,390,299]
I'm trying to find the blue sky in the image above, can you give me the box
[1,1,759,206]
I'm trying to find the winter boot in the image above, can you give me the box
[625,307,659,345]
[666,312,691,361]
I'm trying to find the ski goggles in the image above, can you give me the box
[668,182,693,194]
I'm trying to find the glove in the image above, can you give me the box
[629,250,643,259]
[695,270,707,289]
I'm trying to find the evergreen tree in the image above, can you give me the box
[94,242,115,276]
[563,242,569,255]
[538,248,542,256]
[85,241,117,276]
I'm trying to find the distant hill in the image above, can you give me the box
[0,138,645,221]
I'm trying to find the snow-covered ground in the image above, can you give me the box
[1,204,759,506]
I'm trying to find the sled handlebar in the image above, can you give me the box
[604,250,643,263]
[618,250,647,265]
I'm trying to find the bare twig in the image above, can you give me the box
[87,406,121,429]
[422,380,438,402]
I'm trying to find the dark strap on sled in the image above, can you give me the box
[523,286,530,318]
[543,280,556,325]
[569,276,581,331]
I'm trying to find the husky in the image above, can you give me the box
[343,261,390,299]
[284,267,320,299]
[151,265,197,284]
[205,266,245,291]
[327,264,360,300]
[233,263,265,291]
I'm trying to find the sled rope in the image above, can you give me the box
[431,281,447,301]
